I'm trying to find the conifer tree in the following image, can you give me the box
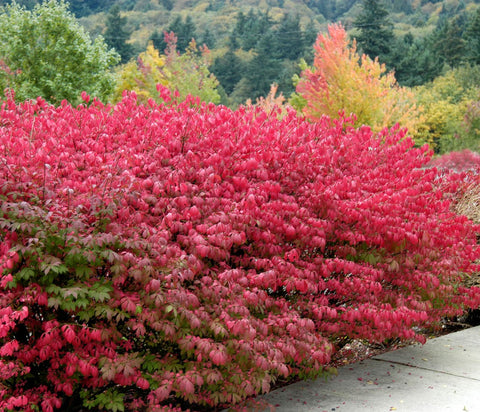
[272,14,304,60]
[353,0,394,64]
[232,30,279,103]
[465,8,480,65]
[149,29,166,53]
[211,50,243,95]
[390,34,443,86]
[432,16,466,68]
[104,5,133,64]
[201,28,215,48]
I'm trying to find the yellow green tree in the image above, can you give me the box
[414,65,480,153]
[112,43,168,103]
[292,24,422,137]
[113,33,220,105]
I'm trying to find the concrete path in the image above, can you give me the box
[258,326,480,412]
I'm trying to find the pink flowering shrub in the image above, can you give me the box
[1,91,480,411]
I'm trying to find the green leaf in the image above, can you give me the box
[45,284,61,295]
[75,265,93,278]
[16,267,36,281]
[40,255,64,275]
[364,253,377,265]
[75,297,89,309]
[77,308,95,322]
[61,300,78,312]
[88,283,113,302]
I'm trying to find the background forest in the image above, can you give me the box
[2,0,480,155]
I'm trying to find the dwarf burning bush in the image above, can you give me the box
[1,91,480,411]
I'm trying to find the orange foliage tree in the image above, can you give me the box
[293,24,422,136]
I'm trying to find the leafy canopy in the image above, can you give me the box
[414,65,480,152]
[113,33,220,105]
[0,0,119,105]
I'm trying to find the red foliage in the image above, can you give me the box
[427,149,480,172]
[1,90,480,411]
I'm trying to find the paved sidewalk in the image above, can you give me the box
[259,326,480,411]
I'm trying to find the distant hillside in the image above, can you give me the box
[1,0,476,51]
[72,0,478,49]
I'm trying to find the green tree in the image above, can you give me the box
[353,0,394,64]
[210,50,244,95]
[391,0,413,14]
[232,30,279,104]
[201,28,215,48]
[0,0,119,105]
[272,14,304,60]
[465,8,480,65]
[432,16,467,68]
[160,0,173,10]
[149,29,165,52]
[309,0,336,20]
[166,15,197,52]
[391,33,443,86]
[104,4,134,63]
[233,9,273,51]
[414,65,480,152]
[228,10,246,50]
[303,19,319,49]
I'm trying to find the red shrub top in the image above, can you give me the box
[427,149,480,172]
[1,91,479,411]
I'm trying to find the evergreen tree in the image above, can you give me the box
[272,14,304,60]
[104,5,133,63]
[335,0,356,18]
[210,50,243,95]
[201,28,215,48]
[233,30,279,103]
[178,15,196,51]
[302,19,318,64]
[353,0,394,64]
[241,9,261,50]
[149,29,166,53]
[229,10,246,50]
[391,0,413,14]
[276,59,301,97]
[236,9,273,51]
[309,0,336,20]
[465,8,480,65]
[391,34,443,86]
[227,32,240,50]
[166,15,197,52]
[160,0,173,10]
[303,19,318,49]
[432,16,467,68]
